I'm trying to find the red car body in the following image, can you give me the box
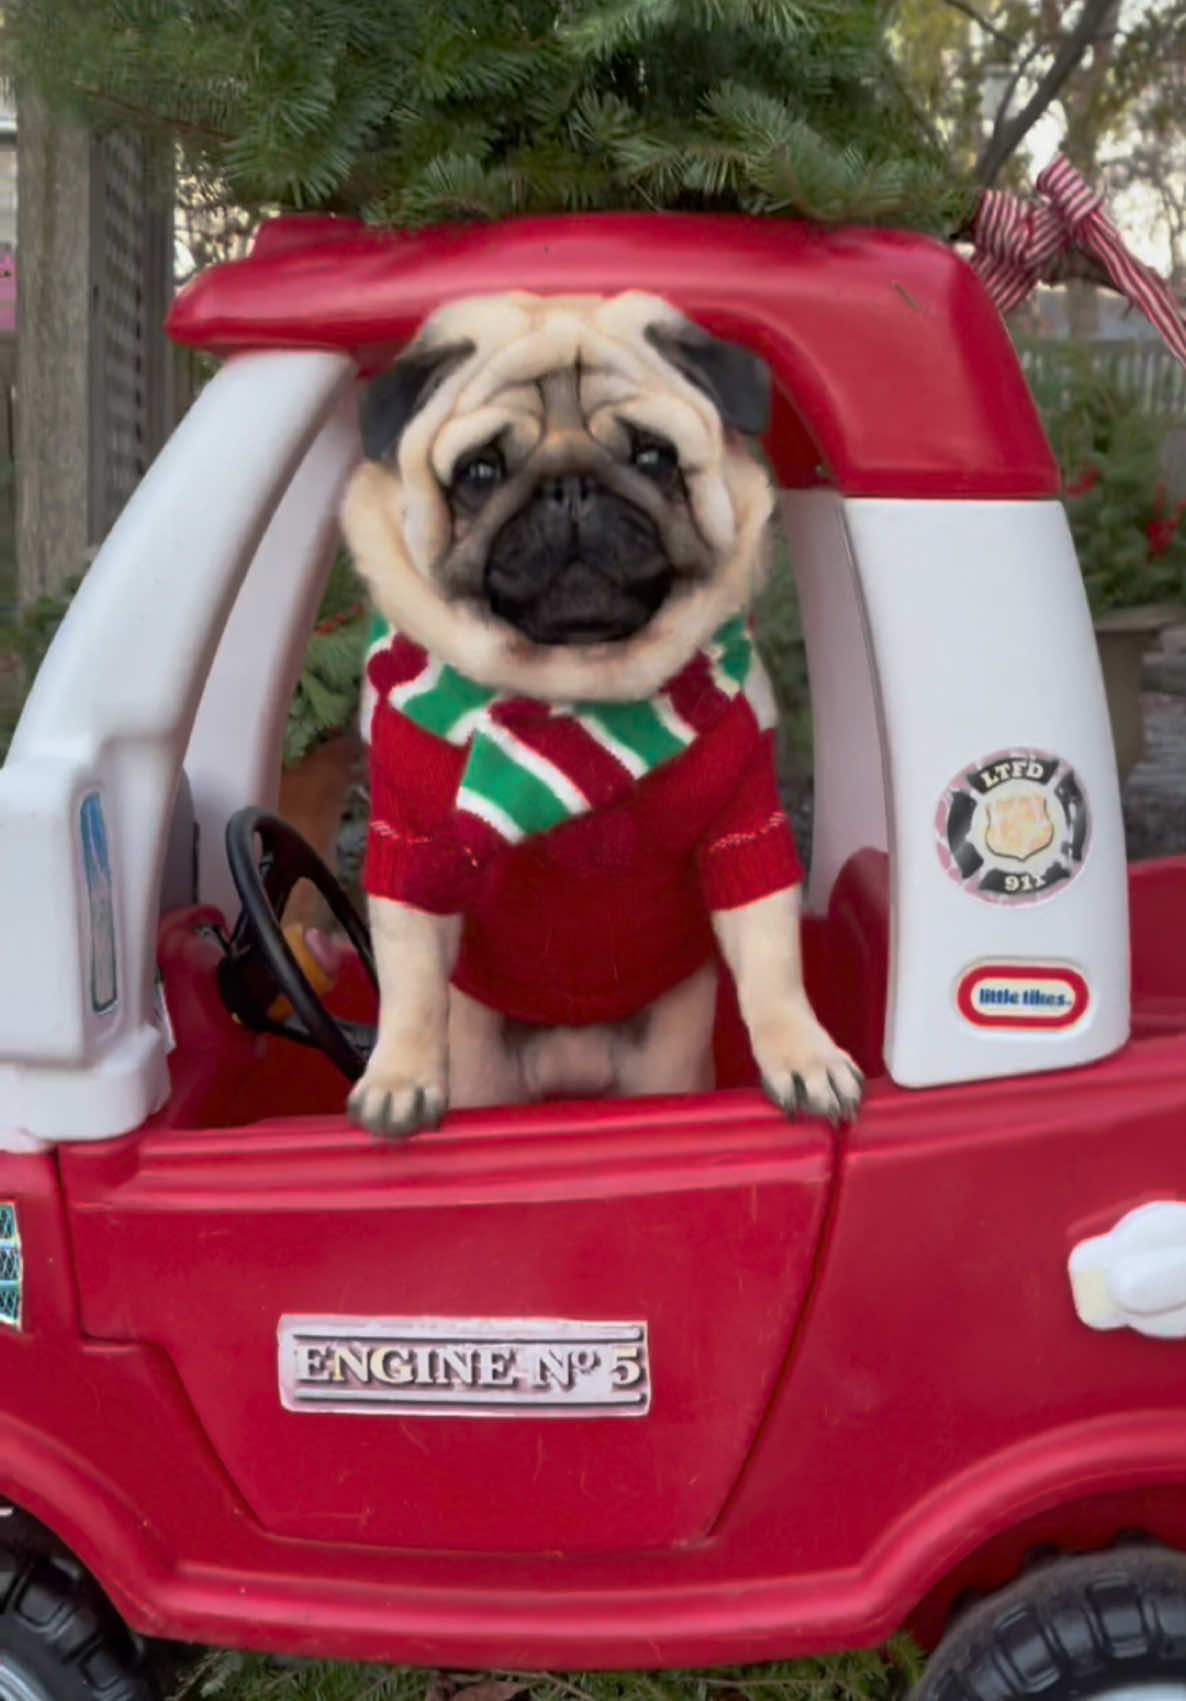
[2,217,1183,1677]
[2,849,1186,1670]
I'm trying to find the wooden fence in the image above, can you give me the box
[1020,338,1186,418]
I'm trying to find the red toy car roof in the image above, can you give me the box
[166,213,1058,499]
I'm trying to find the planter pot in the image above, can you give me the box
[276,730,363,927]
[1093,603,1183,783]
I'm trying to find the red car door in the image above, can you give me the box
[61,1096,832,1556]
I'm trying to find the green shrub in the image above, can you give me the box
[283,554,368,767]
[0,561,369,770]
[754,514,811,783]
[1022,342,1186,615]
[0,576,83,762]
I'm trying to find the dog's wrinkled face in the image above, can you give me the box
[445,363,695,647]
[344,291,776,703]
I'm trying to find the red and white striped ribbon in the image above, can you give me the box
[970,154,1186,369]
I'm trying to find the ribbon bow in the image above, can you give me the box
[970,154,1186,370]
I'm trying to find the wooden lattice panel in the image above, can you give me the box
[88,132,171,542]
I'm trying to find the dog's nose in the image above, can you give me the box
[541,473,593,511]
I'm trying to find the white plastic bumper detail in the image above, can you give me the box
[1069,1201,1186,1337]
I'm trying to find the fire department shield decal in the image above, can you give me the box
[936,748,1089,904]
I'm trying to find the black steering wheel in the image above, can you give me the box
[222,806,377,1081]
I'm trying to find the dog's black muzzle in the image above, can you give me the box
[484,474,674,646]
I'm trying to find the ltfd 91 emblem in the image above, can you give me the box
[935,748,1090,905]
[278,1316,651,1418]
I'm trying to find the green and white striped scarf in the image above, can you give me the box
[363,612,765,846]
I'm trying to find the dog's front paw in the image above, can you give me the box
[348,1061,447,1141]
[750,1004,864,1125]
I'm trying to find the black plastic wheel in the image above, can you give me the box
[0,1546,159,1701]
[917,1546,1186,1701]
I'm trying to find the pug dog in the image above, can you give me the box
[339,289,863,1138]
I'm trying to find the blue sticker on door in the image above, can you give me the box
[80,792,118,1014]
[0,1203,21,1329]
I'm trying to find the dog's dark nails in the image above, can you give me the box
[761,1075,793,1118]
[384,1086,424,1140]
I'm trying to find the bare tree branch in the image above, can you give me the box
[940,0,1017,48]
[975,0,1120,185]
[981,36,1049,166]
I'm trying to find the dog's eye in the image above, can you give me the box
[454,449,505,491]
[631,436,679,482]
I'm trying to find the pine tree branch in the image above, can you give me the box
[975,0,1120,186]
[8,0,980,233]
[72,82,229,148]
[879,47,948,157]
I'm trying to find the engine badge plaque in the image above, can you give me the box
[278,1316,651,1418]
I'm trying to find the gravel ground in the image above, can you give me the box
[1123,691,1186,862]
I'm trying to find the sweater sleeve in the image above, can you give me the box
[363,703,486,915]
[695,727,804,912]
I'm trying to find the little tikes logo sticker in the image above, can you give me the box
[957,964,1090,1030]
[936,748,1089,904]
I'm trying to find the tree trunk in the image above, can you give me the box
[1066,277,1101,338]
[1058,0,1122,342]
[15,90,91,601]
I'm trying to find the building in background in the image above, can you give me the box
[0,79,17,668]
[15,94,174,602]
[0,81,17,332]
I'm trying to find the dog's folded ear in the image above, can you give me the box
[645,323,771,437]
[360,339,475,461]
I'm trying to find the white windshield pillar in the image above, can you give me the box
[0,349,356,1143]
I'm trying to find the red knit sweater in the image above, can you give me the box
[364,686,803,1028]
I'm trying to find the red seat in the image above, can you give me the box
[1130,857,1186,1038]
[714,849,892,1088]
[805,849,890,1079]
